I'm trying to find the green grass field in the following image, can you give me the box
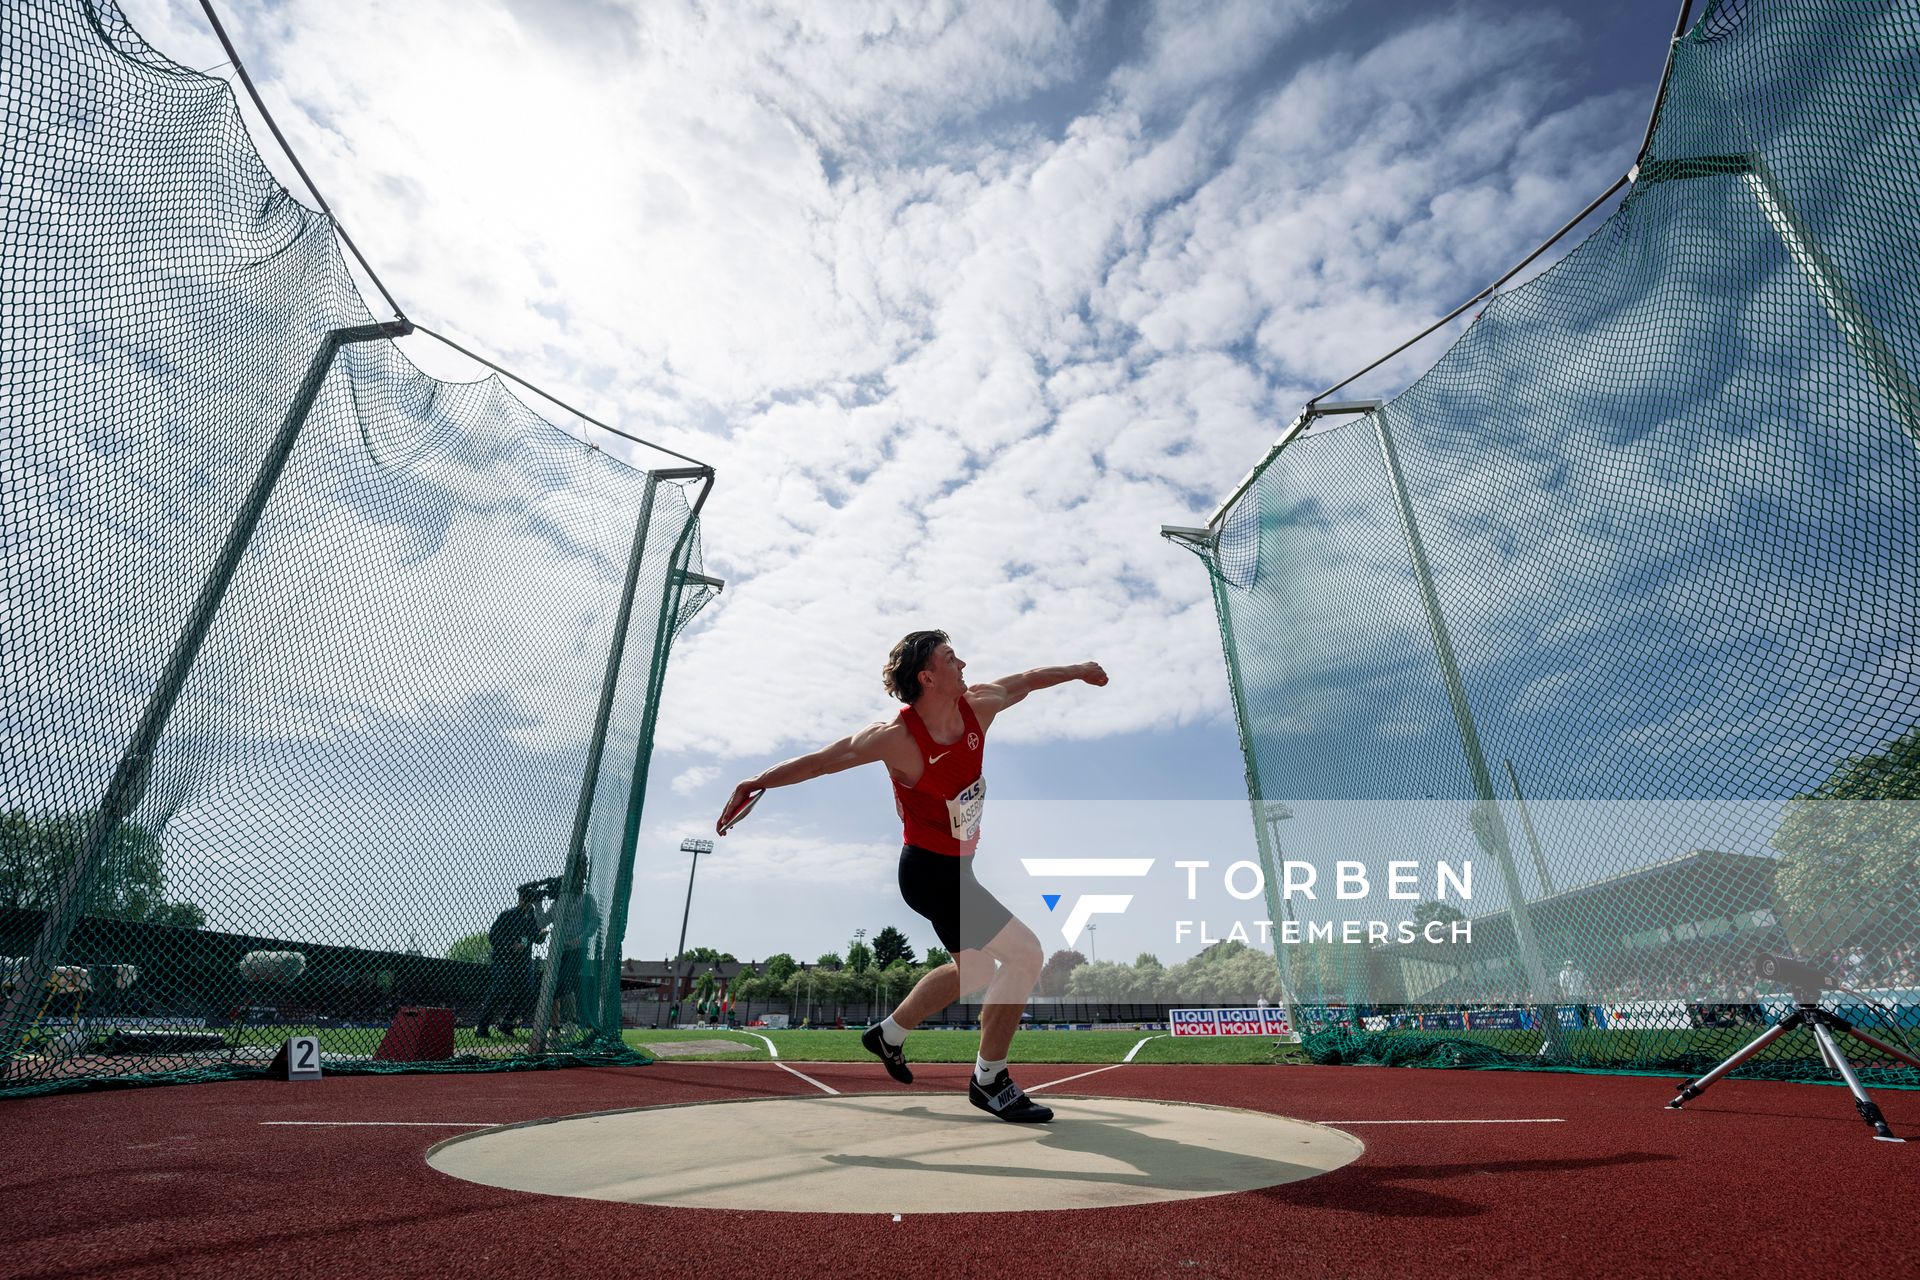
[622,1027,1307,1065]
[73,1020,1908,1078]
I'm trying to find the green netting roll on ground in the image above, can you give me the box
[1,0,714,1096]
[1188,0,1920,1087]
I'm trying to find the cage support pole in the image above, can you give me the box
[529,476,664,1053]
[598,475,714,1033]
[0,322,408,1074]
[1373,404,1565,1055]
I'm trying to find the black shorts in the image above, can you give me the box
[897,844,1014,954]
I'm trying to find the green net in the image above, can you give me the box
[1176,0,1920,1086]
[1,0,715,1096]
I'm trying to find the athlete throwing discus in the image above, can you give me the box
[717,630,1108,1123]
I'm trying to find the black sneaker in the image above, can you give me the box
[474,1026,492,1039]
[861,1023,913,1084]
[969,1069,1053,1123]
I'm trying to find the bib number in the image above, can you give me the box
[947,777,985,843]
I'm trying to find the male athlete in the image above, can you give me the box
[717,630,1108,1123]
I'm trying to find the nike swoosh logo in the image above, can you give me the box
[928,750,952,764]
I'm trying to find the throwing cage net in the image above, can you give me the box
[1,0,716,1096]
[1173,0,1920,1084]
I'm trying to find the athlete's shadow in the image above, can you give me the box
[819,1097,1342,1192]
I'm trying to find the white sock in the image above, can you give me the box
[879,1015,907,1047]
[974,1054,1007,1084]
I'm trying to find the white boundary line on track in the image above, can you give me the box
[773,1061,840,1095]
[1027,1063,1127,1092]
[261,1121,499,1127]
[1312,1118,1565,1125]
[651,1029,839,1095]
[644,1029,780,1057]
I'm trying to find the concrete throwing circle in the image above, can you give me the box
[426,1093,1362,1214]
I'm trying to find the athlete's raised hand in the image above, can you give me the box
[716,782,763,836]
[1078,662,1109,687]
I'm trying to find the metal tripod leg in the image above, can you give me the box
[1667,1015,1797,1109]
[1841,1023,1920,1074]
[1808,1020,1905,1143]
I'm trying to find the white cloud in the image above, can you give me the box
[670,765,719,795]
[80,1,1673,793]
[101,0,1654,775]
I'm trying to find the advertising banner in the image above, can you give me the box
[1169,1007,1294,1037]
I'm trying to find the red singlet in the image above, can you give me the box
[891,696,986,856]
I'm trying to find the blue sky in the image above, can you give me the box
[97,0,1710,966]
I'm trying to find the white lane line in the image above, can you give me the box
[716,1030,780,1058]
[261,1121,499,1127]
[1026,1063,1126,1093]
[1312,1118,1565,1125]
[773,1061,840,1095]
[1123,1034,1167,1063]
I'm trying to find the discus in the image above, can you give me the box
[719,788,763,834]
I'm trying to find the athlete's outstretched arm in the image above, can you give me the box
[969,661,1107,727]
[715,720,894,835]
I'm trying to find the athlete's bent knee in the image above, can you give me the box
[953,949,996,994]
[988,922,1043,982]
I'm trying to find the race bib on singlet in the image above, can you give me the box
[947,776,985,843]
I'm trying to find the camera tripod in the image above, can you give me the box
[1666,995,1920,1142]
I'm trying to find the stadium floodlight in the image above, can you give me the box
[659,838,715,1028]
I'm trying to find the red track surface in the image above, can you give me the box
[2,1062,1916,1278]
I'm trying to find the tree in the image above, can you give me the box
[846,940,874,974]
[446,932,491,965]
[1163,940,1281,1005]
[762,952,799,984]
[0,810,207,926]
[678,945,736,964]
[147,901,207,929]
[1773,727,1920,938]
[925,946,952,968]
[1039,949,1087,997]
[692,970,719,1018]
[872,925,915,969]
[816,951,843,969]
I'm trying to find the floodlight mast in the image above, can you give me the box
[660,838,715,1028]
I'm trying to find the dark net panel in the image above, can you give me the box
[1,0,712,1094]
[1187,0,1920,1083]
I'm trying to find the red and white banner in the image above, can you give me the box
[1169,1006,1293,1037]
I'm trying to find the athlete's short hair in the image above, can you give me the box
[884,629,949,704]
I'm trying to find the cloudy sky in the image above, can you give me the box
[112,0,1686,966]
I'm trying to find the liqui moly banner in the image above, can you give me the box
[1169,1007,1294,1037]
